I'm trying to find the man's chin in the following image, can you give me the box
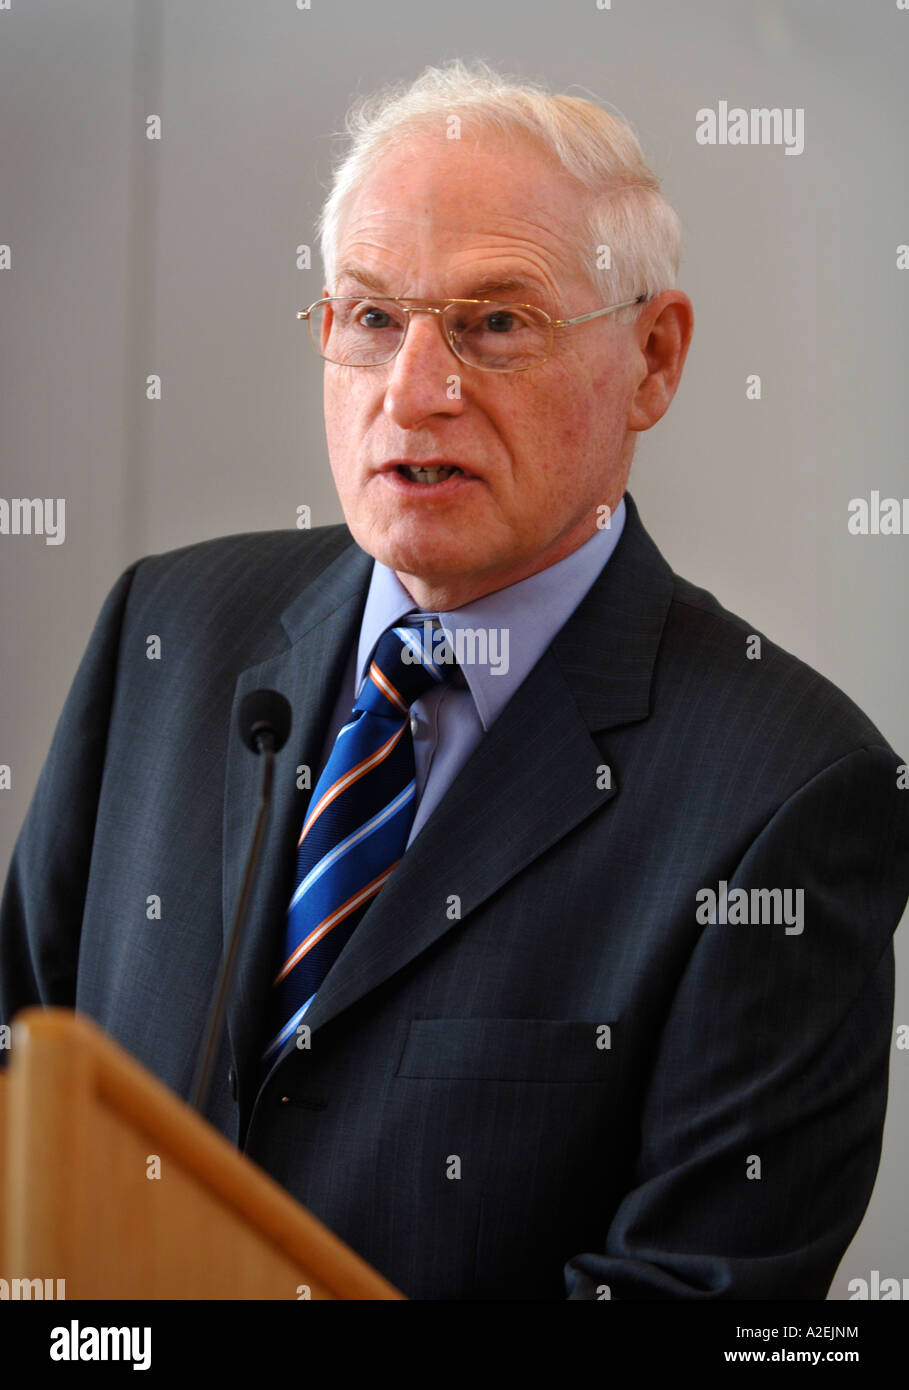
[381,551,505,610]
[353,522,483,582]
[378,545,471,587]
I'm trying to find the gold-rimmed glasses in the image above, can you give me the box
[297,293,648,373]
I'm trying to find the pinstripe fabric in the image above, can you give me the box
[261,619,451,1063]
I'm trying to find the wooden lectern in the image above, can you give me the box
[0,1009,403,1299]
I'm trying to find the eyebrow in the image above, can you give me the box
[333,266,549,302]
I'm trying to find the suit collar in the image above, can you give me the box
[279,538,373,644]
[549,490,675,730]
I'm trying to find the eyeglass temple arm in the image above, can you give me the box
[551,294,648,329]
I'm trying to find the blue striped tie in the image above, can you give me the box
[261,618,452,1064]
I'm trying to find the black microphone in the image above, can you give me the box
[190,689,293,1115]
[238,688,292,756]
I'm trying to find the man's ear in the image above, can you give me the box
[317,288,333,353]
[626,291,694,433]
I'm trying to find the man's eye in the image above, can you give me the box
[356,304,395,329]
[483,311,518,333]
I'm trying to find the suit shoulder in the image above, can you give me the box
[130,523,355,578]
[122,524,358,611]
[659,570,893,762]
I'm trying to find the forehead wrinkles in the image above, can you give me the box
[338,212,585,302]
[335,138,590,296]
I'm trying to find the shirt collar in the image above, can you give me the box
[355,496,626,731]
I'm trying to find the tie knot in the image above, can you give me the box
[357,618,454,718]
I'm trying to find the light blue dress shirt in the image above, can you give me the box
[318,497,626,847]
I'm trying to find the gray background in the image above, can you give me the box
[1,0,906,1299]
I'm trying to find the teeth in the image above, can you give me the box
[402,465,461,484]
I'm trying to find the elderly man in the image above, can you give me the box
[2,62,908,1301]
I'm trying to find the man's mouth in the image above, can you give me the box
[397,464,463,485]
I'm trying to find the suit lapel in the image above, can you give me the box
[222,540,373,1098]
[286,494,676,1044]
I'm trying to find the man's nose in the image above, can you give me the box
[382,312,466,429]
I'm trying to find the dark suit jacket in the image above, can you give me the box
[2,493,907,1299]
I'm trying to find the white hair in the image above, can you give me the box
[316,59,682,323]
